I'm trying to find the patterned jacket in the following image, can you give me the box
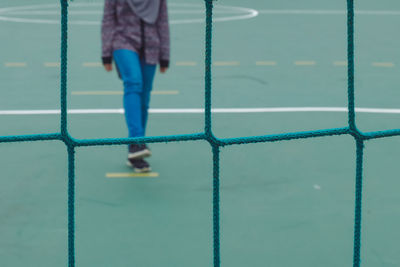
[101,0,170,67]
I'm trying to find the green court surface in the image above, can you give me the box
[1,0,400,266]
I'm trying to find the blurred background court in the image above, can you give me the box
[1,0,400,266]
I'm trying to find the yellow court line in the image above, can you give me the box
[44,62,61,67]
[333,61,348,66]
[214,61,240,66]
[72,91,122,95]
[256,61,277,66]
[5,62,27,67]
[83,62,102,67]
[71,90,179,95]
[294,61,316,66]
[176,61,197,66]
[152,90,179,95]
[106,172,159,178]
[372,62,395,67]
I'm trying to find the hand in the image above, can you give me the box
[104,64,113,72]
[160,67,168,73]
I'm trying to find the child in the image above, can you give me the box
[102,0,170,172]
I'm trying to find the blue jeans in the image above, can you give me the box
[113,49,156,138]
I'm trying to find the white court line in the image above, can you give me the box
[4,10,246,15]
[2,107,400,115]
[71,91,179,95]
[258,10,400,15]
[0,3,258,25]
[0,4,59,13]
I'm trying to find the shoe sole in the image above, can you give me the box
[126,161,152,173]
[134,167,151,173]
[128,149,151,160]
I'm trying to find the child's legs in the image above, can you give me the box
[113,49,144,138]
[140,61,156,134]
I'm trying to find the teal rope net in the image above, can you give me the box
[0,0,399,266]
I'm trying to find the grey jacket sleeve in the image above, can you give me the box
[101,0,116,64]
[157,0,170,67]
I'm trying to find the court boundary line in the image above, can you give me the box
[1,107,400,115]
[258,9,400,15]
[0,3,258,25]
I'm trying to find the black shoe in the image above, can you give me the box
[128,144,151,159]
[127,158,151,173]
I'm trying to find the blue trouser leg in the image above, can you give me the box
[113,49,156,138]
[140,61,156,135]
